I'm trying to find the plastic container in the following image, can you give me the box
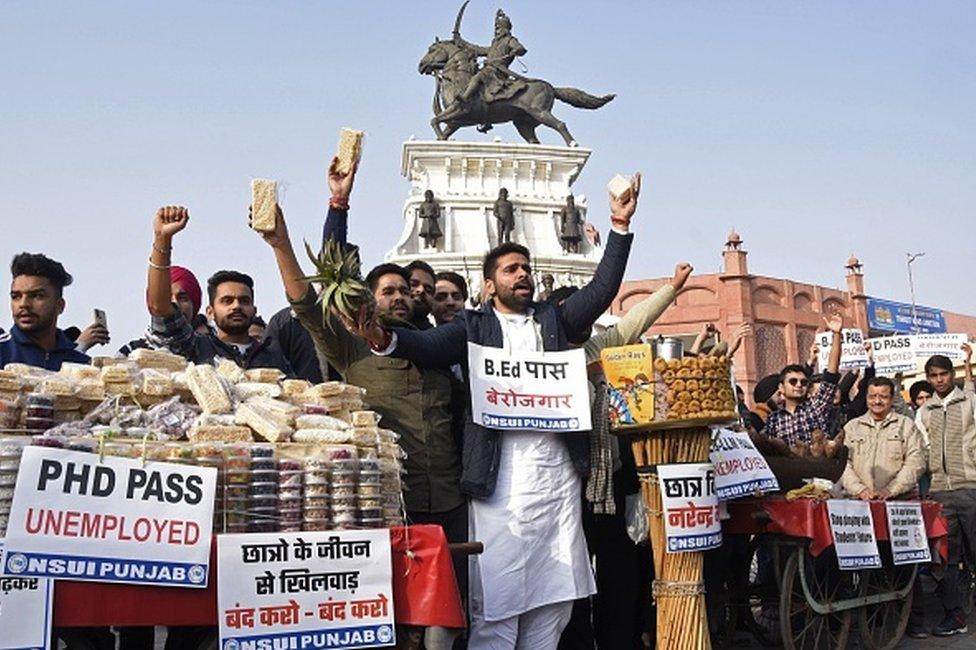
[332,470,357,485]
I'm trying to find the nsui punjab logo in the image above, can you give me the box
[377,625,394,643]
[222,640,240,650]
[188,564,207,584]
[6,553,27,574]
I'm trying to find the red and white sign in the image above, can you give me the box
[0,541,52,650]
[866,335,917,376]
[2,448,215,587]
[218,531,395,649]
[818,329,869,371]
[913,333,968,361]
[657,463,722,553]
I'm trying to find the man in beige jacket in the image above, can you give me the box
[841,376,924,500]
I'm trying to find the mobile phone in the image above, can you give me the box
[93,308,108,329]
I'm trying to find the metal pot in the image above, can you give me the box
[653,336,683,361]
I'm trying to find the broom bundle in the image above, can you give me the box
[631,426,713,649]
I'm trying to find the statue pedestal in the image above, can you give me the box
[385,139,603,301]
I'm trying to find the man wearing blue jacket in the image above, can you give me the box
[349,174,641,649]
[1,252,90,369]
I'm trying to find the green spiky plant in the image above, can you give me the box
[302,239,374,330]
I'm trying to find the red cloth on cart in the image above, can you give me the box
[723,497,948,560]
[52,525,465,629]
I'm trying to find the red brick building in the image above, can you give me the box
[610,231,976,400]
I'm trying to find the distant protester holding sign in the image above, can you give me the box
[346,174,640,648]
[764,313,843,446]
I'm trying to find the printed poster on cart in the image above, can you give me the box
[709,429,779,500]
[657,463,722,553]
[0,541,53,650]
[2,447,216,587]
[826,499,881,570]
[468,343,591,432]
[218,531,395,650]
[884,502,931,565]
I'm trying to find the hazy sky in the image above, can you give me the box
[1,1,973,349]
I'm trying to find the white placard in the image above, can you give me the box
[826,500,881,570]
[866,335,918,376]
[709,429,780,500]
[0,541,52,650]
[657,463,722,553]
[2,447,215,587]
[817,329,869,371]
[884,502,931,565]
[467,343,591,432]
[913,333,968,360]
[218,531,395,649]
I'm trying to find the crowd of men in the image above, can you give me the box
[3,150,975,648]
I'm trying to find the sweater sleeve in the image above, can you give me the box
[583,284,675,364]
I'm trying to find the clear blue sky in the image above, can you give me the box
[1,1,973,347]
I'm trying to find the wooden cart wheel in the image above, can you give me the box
[856,562,914,650]
[779,547,852,650]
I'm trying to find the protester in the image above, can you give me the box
[841,376,924,500]
[119,264,203,355]
[405,259,436,324]
[144,206,292,374]
[432,270,468,325]
[914,353,976,636]
[565,261,690,649]
[264,306,326,383]
[764,314,842,446]
[910,380,935,411]
[344,173,639,648]
[258,170,465,649]
[248,315,266,339]
[1,253,91,369]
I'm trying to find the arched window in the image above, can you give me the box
[755,324,788,378]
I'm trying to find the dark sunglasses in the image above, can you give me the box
[786,378,810,387]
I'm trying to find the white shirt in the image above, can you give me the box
[469,308,596,622]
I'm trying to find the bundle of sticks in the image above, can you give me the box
[632,426,713,650]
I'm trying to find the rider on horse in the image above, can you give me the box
[457,10,527,108]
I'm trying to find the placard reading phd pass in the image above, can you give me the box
[3,447,216,587]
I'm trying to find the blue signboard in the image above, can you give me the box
[866,297,946,334]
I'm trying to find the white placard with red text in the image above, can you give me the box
[818,329,869,371]
[657,463,722,553]
[709,429,779,500]
[467,343,591,432]
[2,447,215,587]
[884,502,931,565]
[866,335,918,376]
[0,541,52,650]
[826,499,881,570]
[218,531,395,649]
[913,333,968,360]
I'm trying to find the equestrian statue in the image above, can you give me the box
[418,3,615,146]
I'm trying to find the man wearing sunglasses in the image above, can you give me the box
[765,314,843,446]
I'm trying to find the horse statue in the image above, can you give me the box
[418,3,615,146]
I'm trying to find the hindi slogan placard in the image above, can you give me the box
[913,333,968,360]
[884,502,931,565]
[468,343,591,432]
[2,447,215,587]
[818,329,869,371]
[866,335,917,376]
[217,531,395,650]
[826,500,881,570]
[709,429,780,500]
[0,541,52,650]
[657,463,722,553]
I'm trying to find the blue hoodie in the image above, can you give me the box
[0,325,90,370]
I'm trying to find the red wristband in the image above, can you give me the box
[330,195,350,210]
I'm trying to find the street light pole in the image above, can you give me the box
[907,252,925,334]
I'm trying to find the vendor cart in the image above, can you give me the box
[721,497,948,650]
[51,525,471,650]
